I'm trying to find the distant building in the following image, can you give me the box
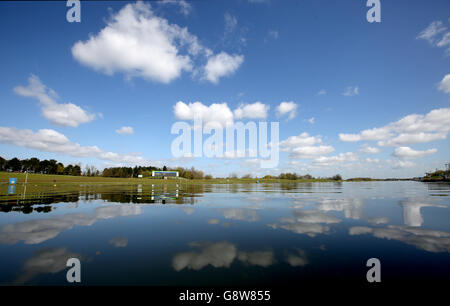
[152,171,179,178]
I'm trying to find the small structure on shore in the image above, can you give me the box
[152,170,179,179]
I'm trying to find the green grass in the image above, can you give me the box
[0,171,348,185]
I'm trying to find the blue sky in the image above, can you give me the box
[0,0,449,178]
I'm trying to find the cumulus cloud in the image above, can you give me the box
[234,102,269,119]
[0,205,141,245]
[269,209,341,237]
[218,208,259,222]
[72,2,243,84]
[279,132,322,149]
[393,146,437,159]
[392,160,415,169]
[173,101,234,127]
[173,100,271,128]
[71,2,204,83]
[115,126,134,135]
[0,126,150,165]
[172,241,274,271]
[359,144,381,154]
[315,198,364,220]
[276,101,298,120]
[290,145,335,159]
[16,248,83,284]
[438,74,450,93]
[14,75,95,127]
[313,152,358,166]
[286,249,308,267]
[278,132,334,160]
[308,117,315,124]
[349,225,450,253]
[342,86,359,96]
[339,108,450,147]
[398,199,446,227]
[204,52,244,84]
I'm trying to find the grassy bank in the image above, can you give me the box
[0,171,344,185]
[0,172,415,185]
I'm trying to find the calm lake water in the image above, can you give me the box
[0,181,449,285]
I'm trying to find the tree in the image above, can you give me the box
[0,156,7,171]
[7,158,22,172]
[72,165,82,176]
[331,174,342,181]
[56,163,64,175]
[163,165,167,171]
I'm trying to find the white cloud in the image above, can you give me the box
[308,117,315,124]
[234,102,269,119]
[276,101,298,120]
[115,126,134,135]
[359,144,381,154]
[392,146,437,159]
[14,75,95,127]
[349,225,450,253]
[315,198,364,220]
[279,132,334,160]
[172,241,274,271]
[219,208,259,222]
[417,20,450,55]
[279,132,322,150]
[339,108,450,146]
[313,152,358,166]
[378,132,446,146]
[173,101,234,127]
[0,205,141,245]
[17,248,83,284]
[317,89,326,96]
[342,86,359,96]
[290,145,335,159]
[392,160,415,169]
[0,126,150,165]
[286,249,308,267]
[438,74,450,93]
[437,32,450,47]
[417,20,447,44]
[204,52,244,84]
[72,2,219,84]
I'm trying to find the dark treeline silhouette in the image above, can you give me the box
[0,156,82,176]
[261,173,342,181]
[0,156,209,179]
[102,166,206,179]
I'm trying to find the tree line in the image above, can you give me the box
[0,156,210,179]
[0,156,82,176]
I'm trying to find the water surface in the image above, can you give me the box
[0,181,449,285]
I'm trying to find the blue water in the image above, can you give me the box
[0,181,449,285]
